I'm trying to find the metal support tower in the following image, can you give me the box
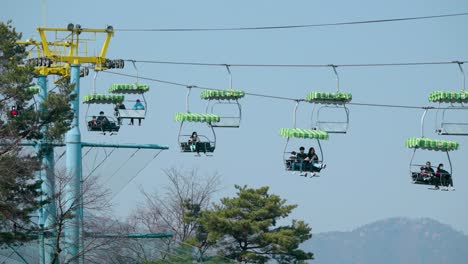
[16,24,169,264]
[36,75,57,264]
[65,64,83,263]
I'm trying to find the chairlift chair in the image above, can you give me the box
[306,65,352,134]
[435,106,468,135]
[281,128,328,174]
[175,86,219,155]
[281,101,329,176]
[201,66,245,128]
[406,137,458,188]
[82,71,122,135]
[430,91,468,135]
[109,83,149,126]
[201,89,244,128]
[109,58,149,127]
[431,62,468,136]
[405,108,458,189]
[175,113,218,154]
[83,93,123,135]
[310,100,350,134]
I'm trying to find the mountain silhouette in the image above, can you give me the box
[304,217,468,264]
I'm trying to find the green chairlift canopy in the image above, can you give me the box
[428,91,468,103]
[109,83,150,94]
[200,89,245,100]
[280,128,329,140]
[26,86,40,94]
[306,92,352,104]
[83,94,125,104]
[405,137,459,151]
[174,112,220,123]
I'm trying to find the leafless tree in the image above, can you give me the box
[124,168,222,261]
[45,168,118,264]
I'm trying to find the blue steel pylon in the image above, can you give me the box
[27,66,168,264]
[36,75,57,264]
[16,24,168,263]
[64,64,83,263]
[63,65,169,264]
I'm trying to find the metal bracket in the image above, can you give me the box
[329,64,340,92]
[225,64,232,89]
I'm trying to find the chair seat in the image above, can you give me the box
[285,160,323,172]
[180,142,215,153]
[87,122,120,132]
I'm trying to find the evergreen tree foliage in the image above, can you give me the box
[144,245,232,264]
[199,185,313,263]
[0,21,73,245]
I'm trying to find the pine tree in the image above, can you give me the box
[200,185,313,263]
[0,21,73,245]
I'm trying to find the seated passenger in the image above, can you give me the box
[88,116,98,129]
[97,111,110,131]
[286,151,297,170]
[130,99,144,126]
[296,147,308,176]
[305,147,326,177]
[420,161,434,181]
[436,163,454,191]
[188,131,205,155]
[114,103,126,125]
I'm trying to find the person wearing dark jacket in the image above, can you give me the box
[295,147,308,176]
[420,161,435,183]
[305,147,326,177]
[436,163,454,191]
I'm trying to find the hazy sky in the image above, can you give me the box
[2,0,468,234]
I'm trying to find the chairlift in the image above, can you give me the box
[307,65,352,134]
[311,103,350,133]
[281,101,328,177]
[435,106,468,135]
[431,62,468,136]
[109,61,149,126]
[175,86,218,155]
[202,66,244,128]
[406,109,458,190]
[82,71,122,135]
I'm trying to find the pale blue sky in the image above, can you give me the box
[2,0,468,234]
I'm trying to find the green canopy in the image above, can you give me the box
[109,83,150,94]
[280,128,329,140]
[174,112,220,123]
[405,137,459,151]
[26,86,40,94]
[83,94,125,104]
[428,90,468,103]
[200,89,245,100]
[306,92,352,104]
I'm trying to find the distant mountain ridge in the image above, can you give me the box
[304,217,468,264]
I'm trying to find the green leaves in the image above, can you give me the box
[0,153,42,245]
[198,185,313,263]
[39,80,74,141]
[0,21,73,246]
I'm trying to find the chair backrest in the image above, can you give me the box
[118,109,145,119]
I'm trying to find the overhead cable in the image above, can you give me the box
[102,70,432,109]
[111,149,163,200]
[126,59,467,68]
[116,12,468,32]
